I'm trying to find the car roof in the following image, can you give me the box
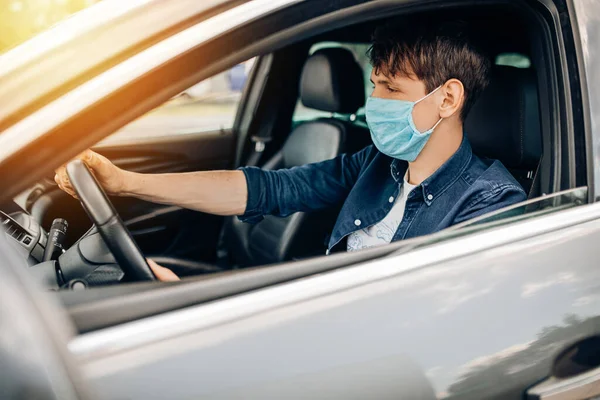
[0,0,237,133]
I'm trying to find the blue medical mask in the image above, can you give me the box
[366,86,443,162]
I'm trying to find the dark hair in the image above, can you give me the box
[368,20,491,120]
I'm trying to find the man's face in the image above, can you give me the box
[369,69,441,133]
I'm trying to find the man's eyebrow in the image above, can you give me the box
[370,78,391,84]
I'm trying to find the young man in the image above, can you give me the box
[55,22,526,281]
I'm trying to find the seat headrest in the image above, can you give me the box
[299,48,365,114]
[465,66,542,170]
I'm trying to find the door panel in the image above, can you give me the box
[83,217,600,399]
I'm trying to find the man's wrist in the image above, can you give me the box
[117,170,140,197]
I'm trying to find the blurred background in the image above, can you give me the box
[0,0,97,53]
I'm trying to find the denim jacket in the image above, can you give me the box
[240,137,526,252]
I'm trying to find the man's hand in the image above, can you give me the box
[147,259,180,282]
[54,150,127,198]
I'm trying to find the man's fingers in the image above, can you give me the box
[54,165,79,199]
[67,187,79,199]
[53,151,101,200]
[55,171,71,190]
[57,184,78,200]
[55,166,68,181]
[147,259,180,282]
[80,149,101,169]
[54,150,98,175]
[58,181,76,197]
[55,173,66,188]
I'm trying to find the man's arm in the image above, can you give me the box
[54,147,371,222]
[55,148,370,281]
[56,147,371,221]
[54,150,248,216]
[239,146,371,223]
[122,169,247,215]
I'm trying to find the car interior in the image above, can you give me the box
[0,1,588,331]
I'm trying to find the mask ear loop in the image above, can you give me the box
[414,85,442,104]
[414,85,444,132]
[430,116,444,131]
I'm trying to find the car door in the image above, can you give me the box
[67,188,600,400]
[26,61,260,263]
[64,0,599,396]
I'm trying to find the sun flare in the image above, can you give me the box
[1,0,98,53]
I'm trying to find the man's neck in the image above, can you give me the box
[406,122,463,185]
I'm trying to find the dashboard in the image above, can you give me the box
[1,210,48,265]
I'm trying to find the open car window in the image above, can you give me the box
[389,187,588,255]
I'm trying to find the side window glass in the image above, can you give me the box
[98,58,256,146]
[293,42,372,123]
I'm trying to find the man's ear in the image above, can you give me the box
[439,79,465,119]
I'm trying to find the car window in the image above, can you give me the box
[390,187,588,254]
[98,59,256,146]
[293,42,372,122]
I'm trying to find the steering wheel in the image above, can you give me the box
[66,160,155,281]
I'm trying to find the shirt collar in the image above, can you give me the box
[389,136,473,206]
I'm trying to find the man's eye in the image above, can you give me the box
[386,86,398,93]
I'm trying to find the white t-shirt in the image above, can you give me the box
[346,177,417,252]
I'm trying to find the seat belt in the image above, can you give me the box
[245,135,273,166]
[243,97,279,167]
